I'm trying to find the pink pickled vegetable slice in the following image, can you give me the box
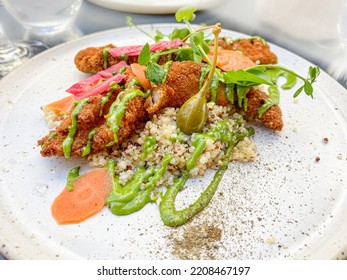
[109,39,184,57]
[66,61,127,99]
[73,73,126,100]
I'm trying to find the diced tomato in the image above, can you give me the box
[108,39,184,57]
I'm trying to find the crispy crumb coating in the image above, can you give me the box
[38,90,147,158]
[218,38,278,65]
[145,61,282,131]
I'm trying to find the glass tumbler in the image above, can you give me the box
[2,0,83,46]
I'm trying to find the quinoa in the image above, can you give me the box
[89,102,257,186]
[42,107,62,129]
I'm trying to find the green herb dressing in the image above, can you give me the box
[119,66,126,74]
[107,89,150,143]
[127,77,141,88]
[198,65,210,89]
[159,125,254,227]
[102,47,111,69]
[99,82,120,116]
[140,136,157,161]
[62,98,89,158]
[81,128,97,157]
[169,129,187,144]
[108,154,173,215]
[186,120,240,171]
[224,83,235,104]
[66,166,80,191]
[209,73,219,103]
[49,132,57,139]
[107,162,155,203]
[162,61,173,83]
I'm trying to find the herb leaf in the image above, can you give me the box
[146,62,166,84]
[236,86,251,110]
[138,43,151,66]
[168,27,190,40]
[258,85,280,117]
[223,70,273,87]
[175,5,197,22]
[176,48,194,61]
[189,31,210,63]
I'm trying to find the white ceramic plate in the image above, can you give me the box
[87,0,223,14]
[1,24,347,260]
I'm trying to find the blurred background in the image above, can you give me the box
[1,0,347,86]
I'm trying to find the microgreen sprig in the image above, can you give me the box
[222,64,320,117]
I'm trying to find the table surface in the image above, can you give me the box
[0,0,346,260]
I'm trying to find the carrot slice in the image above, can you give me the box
[51,168,113,224]
[207,48,255,71]
[131,63,151,91]
[42,95,75,116]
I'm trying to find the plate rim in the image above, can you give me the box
[86,0,223,14]
[0,23,347,260]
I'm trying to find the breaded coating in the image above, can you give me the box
[74,44,175,74]
[74,44,119,73]
[145,61,228,112]
[243,88,283,131]
[39,58,283,158]
[145,61,283,131]
[38,90,148,158]
[218,38,278,65]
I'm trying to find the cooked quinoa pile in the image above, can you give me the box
[86,102,257,186]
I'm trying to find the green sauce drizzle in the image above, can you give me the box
[128,77,141,88]
[81,128,97,157]
[99,82,120,116]
[170,129,187,144]
[107,89,150,143]
[119,66,126,74]
[62,98,89,158]
[66,166,80,191]
[210,73,219,103]
[225,83,235,104]
[162,61,173,83]
[140,136,157,160]
[103,47,111,69]
[199,65,210,89]
[108,154,173,215]
[159,125,253,227]
[107,162,155,204]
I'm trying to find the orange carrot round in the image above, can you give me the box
[131,63,151,91]
[51,168,113,224]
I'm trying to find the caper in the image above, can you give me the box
[176,92,208,135]
[176,23,221,135]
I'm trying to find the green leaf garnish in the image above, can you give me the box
[222,64,320,116]
[168,27,190,40]
[258,85,280,117]
[175,5,197,22]
[189,31,210,56]
[223,70,273,87]
[138,43,151,66]
[176,48,194,61]
[146,62,166,84]
[154,30,165,42]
